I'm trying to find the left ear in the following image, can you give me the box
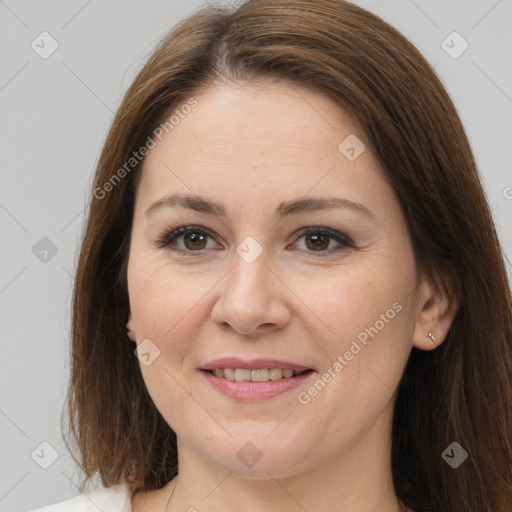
[412,267,461,351]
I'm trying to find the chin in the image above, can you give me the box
[193,429,318,478]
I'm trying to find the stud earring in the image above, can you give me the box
[427,332,437,343]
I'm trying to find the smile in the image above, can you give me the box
[208,367,309,382]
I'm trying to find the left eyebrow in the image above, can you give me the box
[144,193,376,221]
[276,197,376,220]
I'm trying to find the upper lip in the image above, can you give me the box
[201,357,312,372]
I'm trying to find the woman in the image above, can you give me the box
[31,0,512,511]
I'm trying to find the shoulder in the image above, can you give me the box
[28,483,133,512]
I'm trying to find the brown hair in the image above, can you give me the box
[64,1,512,510]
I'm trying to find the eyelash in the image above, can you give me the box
[155,225,353,258]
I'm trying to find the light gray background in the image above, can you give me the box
[1,0,511,510]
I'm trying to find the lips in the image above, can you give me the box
[200,357,315,401]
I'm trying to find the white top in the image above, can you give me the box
[28,483,133,512]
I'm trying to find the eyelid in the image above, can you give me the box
[158,225,217,249]
[292,226,353,247]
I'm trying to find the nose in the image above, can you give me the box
[210,249,291,336]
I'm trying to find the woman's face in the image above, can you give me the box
[127,81,423,478]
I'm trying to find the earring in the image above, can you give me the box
[427,332,437,343]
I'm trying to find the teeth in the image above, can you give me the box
[234,369,251,382]
[251,369,269,382]
[223,368,235,381]
[269,368,282,380]
[210,368,306,382]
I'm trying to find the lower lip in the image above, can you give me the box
[201,370,315,401]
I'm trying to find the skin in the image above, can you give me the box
[127,80,458,512]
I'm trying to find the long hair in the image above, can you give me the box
[63,1,512,510]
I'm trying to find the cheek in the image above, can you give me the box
[292,264,415,444]
[304,258,414,356]
[127,260,211,422]
[298,255,416,428]
[127,256,223,373]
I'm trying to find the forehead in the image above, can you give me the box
[135,81,395,221]
[155,81,360,155]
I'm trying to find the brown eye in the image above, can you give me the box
[292,227,353,257]
[182,231,208,250]
[304,233,330,251]
[158,226,217,254]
